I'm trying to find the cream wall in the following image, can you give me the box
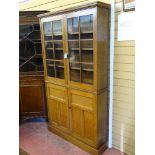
[112,0,135,154]
[19,0,135,154]
[19,0,110,11]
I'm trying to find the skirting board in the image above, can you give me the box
[48,125,107,155]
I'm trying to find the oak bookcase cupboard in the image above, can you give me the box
[38,2,110,155]
[19,11,48,120]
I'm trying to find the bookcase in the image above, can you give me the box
[38,2,110,155]
[19,11,47,120]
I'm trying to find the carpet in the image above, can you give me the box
[19,148,30,155]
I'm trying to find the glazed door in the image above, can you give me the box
[65,8,96,90]
[41,15,66,84]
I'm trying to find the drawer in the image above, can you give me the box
[69,89,95,112]
[46,83,66,102]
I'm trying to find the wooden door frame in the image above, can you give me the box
[64,7,97,91]
[40,14,67,85]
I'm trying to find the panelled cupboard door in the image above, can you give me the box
[65,8,97,91]
[69,89,96,146]
[20,83,45,117]
[46,83,69,131]
[41,15,67,85]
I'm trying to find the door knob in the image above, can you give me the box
[64,53,70,59]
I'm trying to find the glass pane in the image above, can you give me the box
[19,25,32,39]
[44,36,52,41]
[81,32,93,39]
[35,43,42,54]
[28,31,41,40]
[46,49,54,59]
[46,60,55,77]
[19,62,35,72]
[82,70,93,84]
[33,24,40,30]
[55,61,64,79]
[54,40,63,48]
[69,40,79,48]
[81,39,93,48]
[68,33,79,40]
[80,15,93,33]
[55,50,63,60]
[70,63,80,70]
[81,63,93,84]
[70,63,80,82]
[70,69,80,82]
[67,17,78,33]
[45,41,53,48]
[53,20,62,35]
[43,22,52,35]
[19,24,44,74]
[30,57,43,66]
[82,63,93,71]
[81,50,93,63]
[53,35,62,40]
[69,50,80,62]
[20,39,35,58]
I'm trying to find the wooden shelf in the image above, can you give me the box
[47,64,55,67]
[68,39,79,41]
[54,48,63,50]
[81,62,93,65]
[54,40,63,42]
[68,31,79,35]
[82,68,93,72]
[45,40,52,42]
[81,31,93,34]
[70,67,80,70]
[69,61,93,65]
[46,48,53,50]
[53,33,62,36]
[56,65,64,68]
[81,48,93,50]
[70,48,80,50]
[44,34,52,36]
[80,39,93,41]
[46,59,64,62]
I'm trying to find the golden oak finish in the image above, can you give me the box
[39,2,110,155]
[46,83,69,132]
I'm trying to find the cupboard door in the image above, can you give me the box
[42,15,66,84]
[47,83,69,130]
[66,10,95,88]
[19,79,46,118]
[69,89,96,145]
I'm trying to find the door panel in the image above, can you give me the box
[83,111,94,141]
[69,89,95,144]
[20,84,45,116]
[48,99,59,126]
[59,102,68,128]
[71,107,82,136]
[46,83,69,130]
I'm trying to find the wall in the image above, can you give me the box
[112,0,135,154]
[19,0,110,11]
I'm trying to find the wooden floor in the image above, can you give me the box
[19,121,125,155]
